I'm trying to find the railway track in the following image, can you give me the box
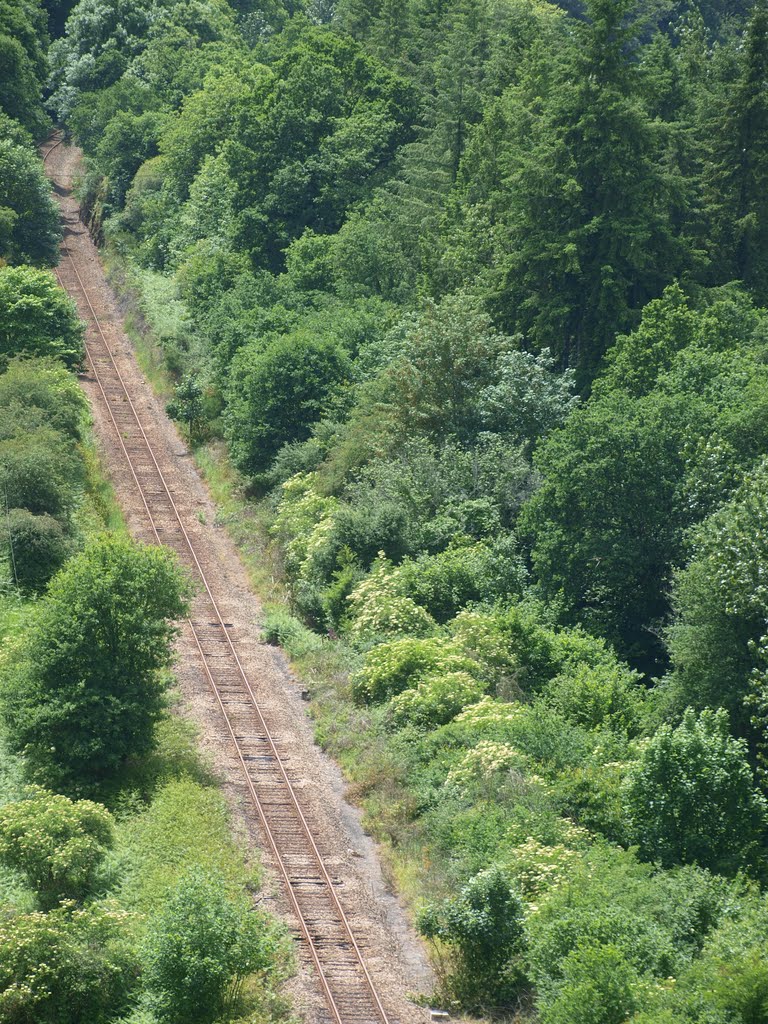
[41,134,396,1024]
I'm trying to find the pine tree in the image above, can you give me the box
[705,0,768,304]
[499,0,687,385]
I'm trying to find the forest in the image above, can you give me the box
[1,0,768,1020]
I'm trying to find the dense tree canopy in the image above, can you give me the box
[1,536,191,795]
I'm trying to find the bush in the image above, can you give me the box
[0,357,88,440]
[448,605,614,699]
[539,943,642,1024]
[3,509,71,590]
[225,330,350,476]
[387,672,486,730]
[0,903,136,1024]
[0,266,83,366]
[142,867,285,1024]
[418,865,526,1011]
[543,662,645,734]
[0,788,114,909]
[0,143,59,267]
[393,539,526,624]
[622,707,768,875]
[351,637,479,704]
[1,535,191,795]
[0,428,82,518]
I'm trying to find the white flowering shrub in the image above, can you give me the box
[446,740,528,796]
[344,553,438,645]
[351,636,480,704]
[387,671,486,729]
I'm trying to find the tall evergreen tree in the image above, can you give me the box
[704,0,768,304]
[497,0,688,385]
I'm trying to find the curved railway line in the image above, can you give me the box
[41,133,400,1024]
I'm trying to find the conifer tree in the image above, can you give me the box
[705,0,768,303]
[499,0,687,384]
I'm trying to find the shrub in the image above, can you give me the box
[0,788,114,909]
[418,865,526,1011]
[0,357,88,440]
[351,636,479,704]
[1,535,191,795]
[448,606,624,703]
[622,707,768,875]
[543,662,645,734]
[142,867,285,1024]
[0,266,84,366]
[0,428,82,519]
[0,143,59,267]
[3,509,71,590]
[539,943,642,1024]
[0,903,136,1024]
[387,672,486,730]
[394,539,526,624]
[225,331,350,476]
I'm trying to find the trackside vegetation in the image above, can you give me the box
[0,39,295,1023]
[4,0,768,1019]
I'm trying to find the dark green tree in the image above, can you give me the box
[0,146,61,267]
[1,535,191,795]
[704,0,768,303]
[498,0,688,384]
[225,330,350,476]
[664,457,768,739]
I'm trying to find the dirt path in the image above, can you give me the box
[44,138,433,1023]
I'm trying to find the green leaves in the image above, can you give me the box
[0,147,60,268]
[141,867,286,1024]
[0,788,114,910]
[1,535,191,795]
[623,708,768,875]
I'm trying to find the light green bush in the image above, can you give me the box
[387,671,486,730]
[0,787,114,909]
[351,636,479,704]
[543,662,645,733]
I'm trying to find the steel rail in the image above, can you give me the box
[42,134,391,1024]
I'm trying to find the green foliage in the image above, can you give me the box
[623,708,768,875]
[1,535,191,795]
[539,943,642,1024]
[141,867,284,1024]
[664,458,768,737]
[0,788,114,910]
[115,778,258,918]
[351,636,478,704]
[0,902,136,1024]
[0,357,88,440]
[387,671,485,730]
[543,662,645,734]
[418,864,526,1011]
[704,0,768,303]
[0,267,83,366]
[3,509,71,591]
[0,146,60,267]
[522,289,768,669]
[225,331,350,476]
[0,427,82,518]
[0,0,49,138]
